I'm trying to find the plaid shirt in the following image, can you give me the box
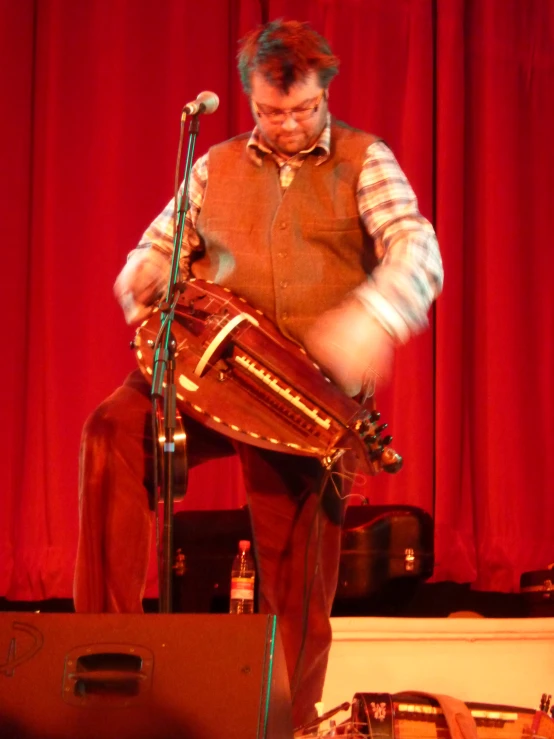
[137,116,443,342]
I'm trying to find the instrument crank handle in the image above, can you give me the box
[381,447,403,473]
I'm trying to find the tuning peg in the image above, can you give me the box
[369,410,381,422]
[382,449,403,473]
[382,435,393,446]
[375,423,388,435]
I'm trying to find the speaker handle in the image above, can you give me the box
[63,644,154,707]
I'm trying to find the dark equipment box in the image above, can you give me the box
[520,564,554,616]
[172,505,434,616]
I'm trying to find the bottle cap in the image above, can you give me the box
[239,540,251,551]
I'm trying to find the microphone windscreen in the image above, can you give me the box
[197,90,219,115]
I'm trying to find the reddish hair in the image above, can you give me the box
[237,19,339,95]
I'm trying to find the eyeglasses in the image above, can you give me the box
[252,90,327,124]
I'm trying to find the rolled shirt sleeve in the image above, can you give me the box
[354,140,444,343]
[130,153,209,279]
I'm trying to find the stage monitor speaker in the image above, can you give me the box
[0,612,293,739]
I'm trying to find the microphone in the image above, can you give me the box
[182,91,220,116]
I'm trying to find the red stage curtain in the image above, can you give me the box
[1,0,552,601]
[434,0,554,589]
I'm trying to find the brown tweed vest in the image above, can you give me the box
[193,120,378,344]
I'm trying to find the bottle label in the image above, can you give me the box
[231,577,254,601]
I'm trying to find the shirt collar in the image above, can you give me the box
[246,113,331,167]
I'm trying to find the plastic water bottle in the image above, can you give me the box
[229,540,255,614]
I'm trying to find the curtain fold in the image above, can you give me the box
[1,0,552,600]
[0,0,36,596]
[434,0,554,590]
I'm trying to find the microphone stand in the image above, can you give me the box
[151,111,200,614]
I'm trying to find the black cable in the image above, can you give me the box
[150,108,187,602]
[173,117,186,249]
[151,395,162,592]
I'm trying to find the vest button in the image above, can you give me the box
[278,251,287,258]
[282,312,289,320]
[279,221,287,229]
[279,280,289,288]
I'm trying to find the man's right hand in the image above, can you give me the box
[113,249,170,324]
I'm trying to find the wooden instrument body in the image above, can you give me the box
[133,279,400,476]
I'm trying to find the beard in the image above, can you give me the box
[273,131,310,155]
[260,112,327,157]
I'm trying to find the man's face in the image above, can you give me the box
[249,70,328,157]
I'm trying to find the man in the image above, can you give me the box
[74,19,443,729]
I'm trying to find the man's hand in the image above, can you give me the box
[113,249,170,324]
[303,295,395,397]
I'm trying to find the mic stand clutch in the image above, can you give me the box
[150,112,201,614]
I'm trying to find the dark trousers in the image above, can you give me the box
[74,369,344,727]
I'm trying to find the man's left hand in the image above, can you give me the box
[302,295,395,397]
